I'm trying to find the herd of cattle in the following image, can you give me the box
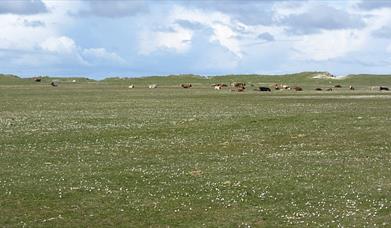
[129,82,390,92]
[32,77,390,92]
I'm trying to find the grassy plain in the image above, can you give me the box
[1,73,391,227]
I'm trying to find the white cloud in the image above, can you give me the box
[0,15,54,50]
[40,36,77,54]
[82,48,125,64]
[292,30,367,61]
[139,5,245,58]
[139,24,193,55]
[39,36,125,66]
[172,6,243,57]
[209,23,242,58]
[290,4,391,61]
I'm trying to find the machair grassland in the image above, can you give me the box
[1,73,391,227]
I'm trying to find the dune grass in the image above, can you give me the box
[1,74,391,226]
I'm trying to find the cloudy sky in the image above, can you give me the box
[1,0,391,78]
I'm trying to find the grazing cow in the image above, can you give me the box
[212,83,227,87]
[231,86,245,92]
[380,86,389,91]
[282,85,290,90]
[292,86,303,91]
[180,83,192,88]
[128,84,135,89]
[149,84,157,89]
[315,88,323,91]
[214,85,222,90]
[349,85,355,90]
[334,84,342,88]
[236,86,245,92]
[231,82,246,87]
[33,77,41,82]
[50,81,58,87]
[259,86,271,92]
[326,88,333,91]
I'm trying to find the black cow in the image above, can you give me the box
[259,87,271,92]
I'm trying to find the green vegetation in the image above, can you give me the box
[1,73,391,226]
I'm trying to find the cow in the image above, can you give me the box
[231,86,245,92]
[231,82,246,88]
[214,85,222,90]
[292,86,303,91]
[334,84,342,88]
[380,86,389,91]
[181,83,192,88]
[258,86,271,92]
[148,84,157,89]
[33,77,41,82]
[50,81,58,87]
[128,84,135,89]
[212,83,227,87]
[349,85,355,90]
[236,86,245,92]
[282,85,290,90]
[315,88,323,91]
[326,88,333,91]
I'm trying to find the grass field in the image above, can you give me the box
[1,73,391,227]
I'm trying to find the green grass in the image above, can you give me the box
[1,74,391,227]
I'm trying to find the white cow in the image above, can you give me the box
[128,84,135,88]
[149,84,157,89]
[214,85,222,90]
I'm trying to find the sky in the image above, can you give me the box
[1,0,391,79]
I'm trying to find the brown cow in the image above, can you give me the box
[231,86,245,92]
[292,86,303,91]
[231,82,246,87]
[212,83,228,87]
[181,83,192,88]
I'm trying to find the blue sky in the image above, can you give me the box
[1,0,391,78]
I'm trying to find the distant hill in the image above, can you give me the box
[0,74,94,85]
[1,72,391,87]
